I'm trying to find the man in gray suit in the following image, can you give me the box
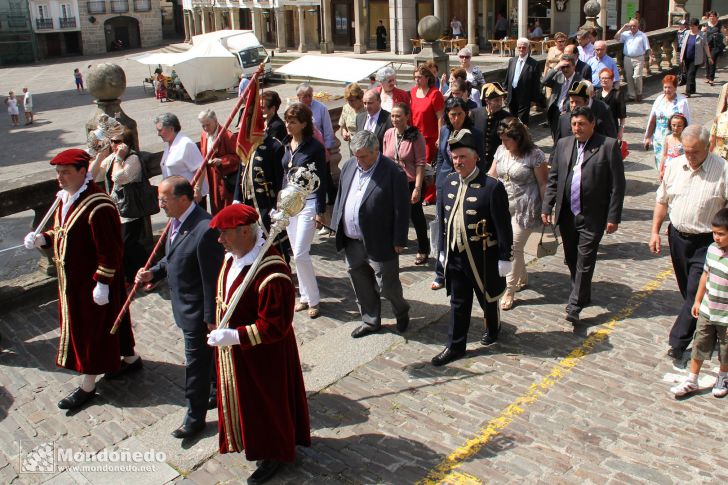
[542,107,625,325]
[136,176,224,439]
[331,130,411,338]
[355,90,392,153]
[541,54,582,141]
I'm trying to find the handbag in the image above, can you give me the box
[110,154,160,219]
[620,140,630,160]
[536,223,559,258]
[677,62,687,86]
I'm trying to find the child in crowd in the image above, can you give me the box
[5,91,19,126]
[658,113,687,181]
[74,68,84,92]
[671,208,728,398]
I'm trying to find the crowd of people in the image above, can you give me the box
[15,10,728,484]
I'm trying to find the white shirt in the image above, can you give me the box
[169,202,196,243]
[225,232,265,294]
[161,132,207,195]
[343,157,380,240]
[59,172,93,224]
[364,110,381,132]
[512,56,526,88]
[619,30,650,57]
[205,127,219,156]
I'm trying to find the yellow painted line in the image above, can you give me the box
[418,267,674,484]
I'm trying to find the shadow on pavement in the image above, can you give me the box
[597,240,655,261]
[309,392,370,430]
[0,386,12,422]
[285,433,445,483]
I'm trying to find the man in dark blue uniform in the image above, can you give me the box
[433,129,513,366]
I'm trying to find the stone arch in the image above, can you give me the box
[104,16,141,52]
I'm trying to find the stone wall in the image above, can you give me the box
[79,0,163,55]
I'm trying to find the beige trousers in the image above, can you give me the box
[507,221,534,293]
[624,55,646,98]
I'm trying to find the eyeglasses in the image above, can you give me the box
[110,139,123,144]
[459,55,471,59]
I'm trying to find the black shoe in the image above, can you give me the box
[171,422,205,439]
[565,311,580,324]
[104,357,143,379]
[351,324,380,338]
[208,396,217,410]
[396,314,409,333]
[667,347,683,360]
[431,347,466,366]
[248,460,282,484]
[58,387,96,410]
[480,330,497,346]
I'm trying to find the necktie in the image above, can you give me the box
[559,77,571,112]
[570,142,586,215]
[366,115,375,132]
[170,218,181,242]
[512,58,524,88]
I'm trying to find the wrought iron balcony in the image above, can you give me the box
[110,0,129,13]
[59,17,77,29]
[133,0,151,12]
[87,1,106,14]
[35,18,53,30]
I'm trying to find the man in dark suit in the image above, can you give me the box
[469,82,511,171]
[542,107,625,324]
[564,44,593,82]
[433,129,513,366]
[331,130,411,338]
[541,54,582,141]
[503,38,541,125]
[136,176,224,439]
[555,80,617,141]
[356,90,392,152]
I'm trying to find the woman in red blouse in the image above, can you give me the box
[410,65,445,163]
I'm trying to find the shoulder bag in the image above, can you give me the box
[536,223,560,258]
[111,153,160,219]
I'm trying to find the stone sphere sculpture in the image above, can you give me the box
[584,0,601,17]
[87,63,126,101]
[418,16,443,42]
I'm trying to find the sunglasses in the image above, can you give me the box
[110,139,123,144]
[459,55,471,59]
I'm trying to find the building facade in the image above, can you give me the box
[0,0,35,65]
[181,1,726,56]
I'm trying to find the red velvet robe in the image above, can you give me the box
[200,128,241,215]
[42,182,134,375]
[215,247,310,462]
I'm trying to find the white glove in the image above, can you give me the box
[24,232,45,249]
[497,260,513,277]
[92,282,109,306]
[207,328,240,347]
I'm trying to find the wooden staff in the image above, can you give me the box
[111,64,264,335]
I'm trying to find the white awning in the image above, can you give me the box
[275,55,392,84]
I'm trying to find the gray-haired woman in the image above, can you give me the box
[375,66,410,112]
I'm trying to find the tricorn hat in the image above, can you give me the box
[568,80,590,99]
[481,82,507,99]
[448,129,478,151]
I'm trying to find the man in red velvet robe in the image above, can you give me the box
[198,109,241,214]
[207,204,310,484]
[24,148,139,411]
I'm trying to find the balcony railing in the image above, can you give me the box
[133,0,151,12]
[35,18,53,30]
[59,17,77,28]
[110,0,129,13]
[87,1,106,14]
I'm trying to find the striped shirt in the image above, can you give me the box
[699,242,728,325]
[656,153,728,234]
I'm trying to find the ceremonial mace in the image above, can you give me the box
[0,198,62,254]
[218,165,320,329]
[111,64,265,335]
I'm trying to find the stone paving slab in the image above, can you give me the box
[1,60,728,485]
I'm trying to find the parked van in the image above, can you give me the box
[192,30,272,81]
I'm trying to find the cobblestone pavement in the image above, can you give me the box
[2,64,728,484]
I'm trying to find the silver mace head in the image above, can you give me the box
[272,164,321,226]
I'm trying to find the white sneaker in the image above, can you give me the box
[712,375,728,398]
[317,226,330,236]
[671,378,698,398]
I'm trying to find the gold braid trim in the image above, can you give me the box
[88,201,118,222]
[258,272,292,292]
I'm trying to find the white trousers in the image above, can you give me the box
[287,198,320,306]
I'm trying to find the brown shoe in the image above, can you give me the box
[294,302,309,312]
[307,305,320,319]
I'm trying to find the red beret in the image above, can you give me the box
[50,149,92,167]
[209,204,259,230]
